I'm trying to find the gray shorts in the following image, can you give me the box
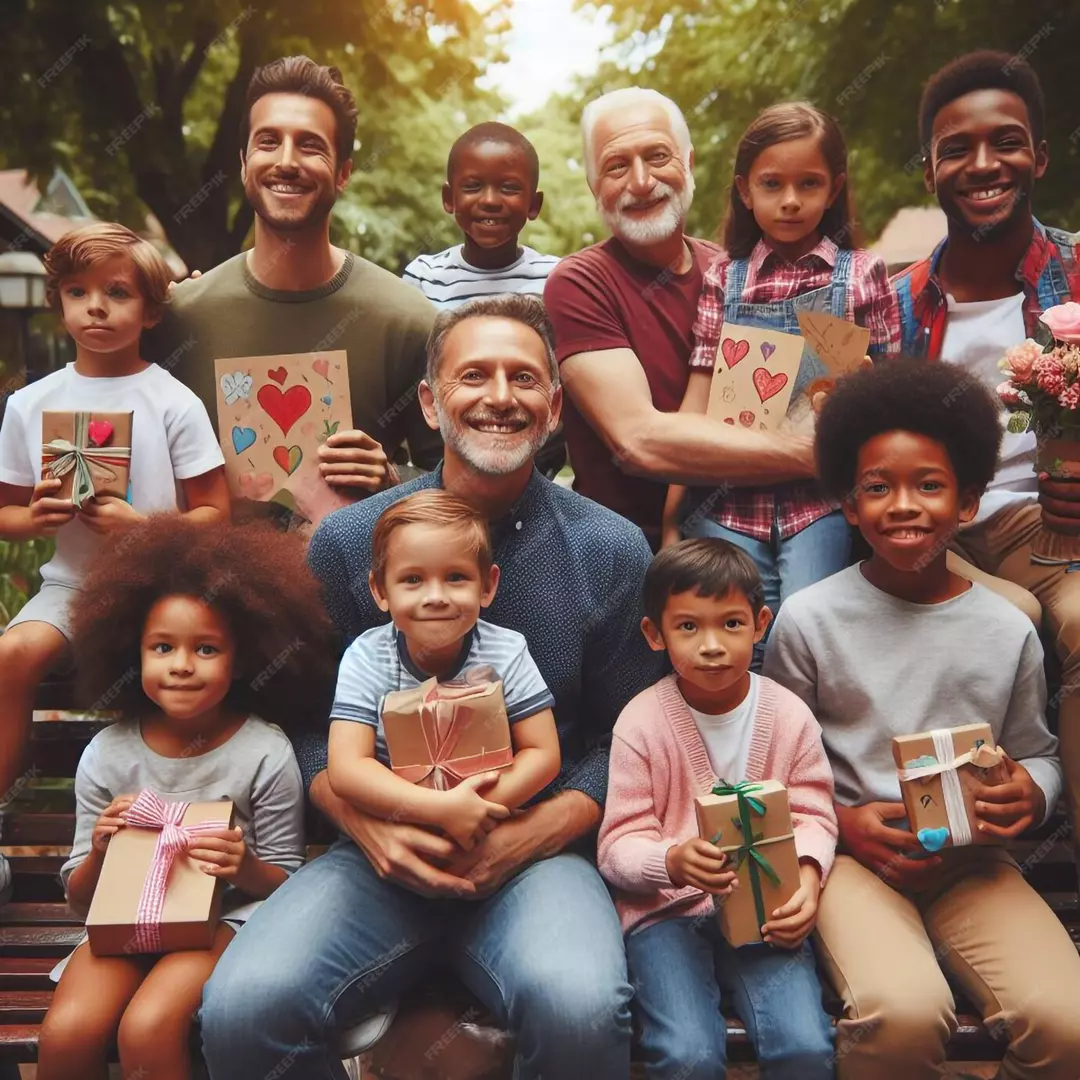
[5,581,78,643]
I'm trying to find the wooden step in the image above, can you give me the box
[0,958,60,992]
[0,926,82,958]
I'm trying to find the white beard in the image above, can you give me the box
[435,405,550,476]
[600,174,695,246]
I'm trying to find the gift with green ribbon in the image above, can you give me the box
[41,410,133,509]
[694,778,800,946]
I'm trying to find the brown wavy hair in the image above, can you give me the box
[722,102,861,259]
[69,516,338,730]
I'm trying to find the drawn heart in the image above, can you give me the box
[231,426,257,455]
[739,410,755,428]
[273,445,304,476]
[752,367,788,403]
[321,394,332,406]
[220,370,253,405]
[257,384,312,437]
[720,338,750,369]
[313,358,330,380]
[268,366,288,385]
[237,471,274,500]
[760,341,776,362]
[86,420,113,448]
[723,417,735,425]
[918,827,950,853]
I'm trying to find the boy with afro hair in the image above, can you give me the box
[764,359,1080,1079]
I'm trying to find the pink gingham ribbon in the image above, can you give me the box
[123,790,230,953]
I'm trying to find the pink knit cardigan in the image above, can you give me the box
[597,673,838,935]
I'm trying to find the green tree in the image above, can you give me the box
[0,0,508,273]
[583,0,1079,242]
[0,538,52,626]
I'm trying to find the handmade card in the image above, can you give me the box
[706,325,803,431]
[796,310,871,378]
[213,351,353,518]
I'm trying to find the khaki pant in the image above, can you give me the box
[815,852,1080,1080]
[949,501,1080,828]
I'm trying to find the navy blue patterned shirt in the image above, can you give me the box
[299,465,666,807]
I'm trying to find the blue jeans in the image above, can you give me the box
[199,841,632,1079]
[625,916,834,1080]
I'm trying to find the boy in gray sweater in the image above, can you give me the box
[764,359,1080,1080]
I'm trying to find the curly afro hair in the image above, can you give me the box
[814,359,1002,503]
[69,516,338,730]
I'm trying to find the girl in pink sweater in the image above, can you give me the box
[598,538,838,1080]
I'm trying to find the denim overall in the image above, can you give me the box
[687,250,854,648]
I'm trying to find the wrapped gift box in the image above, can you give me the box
[382,673,513,791]
[892,723,1006,853]
[694,779,801,947]
[86,792,233,956]
[41,410,133,507]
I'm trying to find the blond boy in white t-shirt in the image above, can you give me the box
[0,223,229,896]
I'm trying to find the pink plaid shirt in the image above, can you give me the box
[688,238,901,541]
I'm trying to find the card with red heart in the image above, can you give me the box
[706,324,802,431]
[213,351,352,511]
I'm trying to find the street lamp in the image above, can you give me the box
[0,250,50,389]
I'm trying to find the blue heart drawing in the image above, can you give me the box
[321,394,332,406]
[231,426,257,455]
[918,827,950,853]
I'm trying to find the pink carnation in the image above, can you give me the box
[997,381,1022,407]
[1059,383,1080,411]
[1042,302,1080,346]
[1036,356,1066,396]
[1003,340,1043,384]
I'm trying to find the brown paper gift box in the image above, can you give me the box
[694,779,801,947]
[41,410,133,503]
[892,723,1006,853]
[86,799,234,956]
[382,676,513,790]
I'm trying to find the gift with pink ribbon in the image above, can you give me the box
[86,790,234,956]
[382,673,513,791]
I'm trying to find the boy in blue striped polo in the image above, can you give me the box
[327,488,561,851]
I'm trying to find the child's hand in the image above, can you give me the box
[665,838,739,896]
[91,794,136,853]
[79,495,143,534]
[973,753,1045,839]
[28,479,76,535]
[189,826,248,880]
[762,861,821,949]
[439,773,511,850]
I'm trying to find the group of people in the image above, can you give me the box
[0,40,1077,1080]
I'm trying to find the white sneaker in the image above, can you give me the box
[337,1000,399,1059]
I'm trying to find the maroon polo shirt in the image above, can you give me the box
[544,236,721,544]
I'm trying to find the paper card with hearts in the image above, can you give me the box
[213,351,352,508]
[706,324,803,432]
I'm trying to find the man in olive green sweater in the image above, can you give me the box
[146,56,442,520]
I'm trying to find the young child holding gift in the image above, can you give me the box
[37,515,336,1080]
[597,537,838,1080]
[0,222,230,897]
[763,359,1080,1079]
[661,103,901,648]
[328,489,561,850]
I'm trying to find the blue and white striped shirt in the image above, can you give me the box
[402,245,559,310]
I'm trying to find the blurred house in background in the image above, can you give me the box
[870,204,949,276]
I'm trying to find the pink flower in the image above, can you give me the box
[1042,302,1080,346]
[1060,382,1080,411]
[998,381,1022,407]
[1036,356,1066,396]
[1003,339,1043,384]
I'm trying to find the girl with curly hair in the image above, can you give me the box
[36,515,336,1080]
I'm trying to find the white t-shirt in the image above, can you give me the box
[940,291,1036,524]
[402,244,559,310]
[685,673,760,783]
[0,363,224,586]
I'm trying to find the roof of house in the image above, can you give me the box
[870,205,948,271]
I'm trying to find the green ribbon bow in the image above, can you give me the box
[42,413,130,509]
[711,779,782,935]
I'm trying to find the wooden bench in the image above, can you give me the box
[2,687,1077,1079]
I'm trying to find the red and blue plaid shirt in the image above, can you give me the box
[893,219,1080,359]
[689,238,901,541]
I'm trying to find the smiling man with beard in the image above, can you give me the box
[146,56,442,523]
[544,87,817,550]
[893,51,1080,864]
[199,294,665,1080]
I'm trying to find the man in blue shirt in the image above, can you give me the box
[201,294,665,1080]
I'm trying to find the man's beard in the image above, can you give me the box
[938,180,1032,244]
[244,174,337,232]
[600,173,695,246]
[435,404,551,476]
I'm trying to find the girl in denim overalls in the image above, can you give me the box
[663,103,900,659]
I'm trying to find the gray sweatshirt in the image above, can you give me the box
[763,565,1062,822]
[61,716,305,922]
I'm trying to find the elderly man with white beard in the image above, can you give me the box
[545,87,817,549]
[199,293,665,1080]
